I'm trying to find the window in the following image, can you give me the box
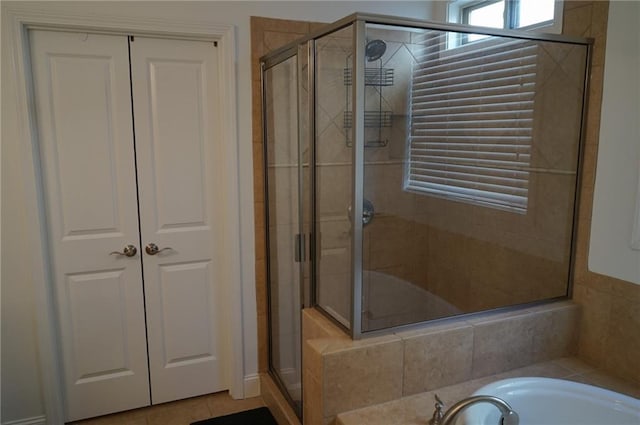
[405,31,538,213]
[449,0,562,42]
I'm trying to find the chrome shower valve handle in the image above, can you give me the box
[348,198,375,226]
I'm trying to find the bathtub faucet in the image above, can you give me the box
[428,394,519,425]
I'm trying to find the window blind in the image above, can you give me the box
[406,33,537,212]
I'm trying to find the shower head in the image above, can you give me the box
[365,39,387,62]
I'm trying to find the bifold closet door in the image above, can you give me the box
[129,37,227,404]
[30,30,228,420]
[29,31,150,421]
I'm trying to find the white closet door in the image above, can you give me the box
[29,30,150,421]
[130,36,227,403]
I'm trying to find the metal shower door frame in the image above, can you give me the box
[261,12,594,341]
[260,45,306,419]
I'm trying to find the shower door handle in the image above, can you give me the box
[294,234,306,263]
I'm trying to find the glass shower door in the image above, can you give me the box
[263,54,303,415]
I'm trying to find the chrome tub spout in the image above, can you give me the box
[429,394,519,425]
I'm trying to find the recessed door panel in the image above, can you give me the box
[67,269,131,382]
[49,55,122,237]
[148,61,208,229]
[159,261,215,366]
[130,36,226,404]
[29,30,149,421]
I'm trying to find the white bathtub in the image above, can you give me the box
[463,377,640,425]
[362,270,462,331]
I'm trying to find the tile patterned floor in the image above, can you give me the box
[70,392,266,425]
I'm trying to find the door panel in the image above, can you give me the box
[159,261,214,365]
[67,269,131,381]
[148,61,207,229]
[130,36,226,403]
[29,30,150,421]
[50,56,123,237]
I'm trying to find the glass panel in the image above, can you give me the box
[315,25,354,329]
[466,1,505,42]
[299,42,313,310]
[264,55,302,415]
[518,0,555,27]
[361,23,588,333]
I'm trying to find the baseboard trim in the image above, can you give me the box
[244,373,261,398]
[2,416,47,425]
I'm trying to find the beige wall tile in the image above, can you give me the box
[563,4,593,37]
[303,369,323,425]
[493,360,574,380]
[263,31,305,53]
[557,0,640,384]
[302,308,349,341]
[258,311,269,372]
[303,339,324,383]
[564,1,594,11]
[471,313,535,378]
[261,374,302,425]
[402,324,473,395]
[568,369,640,399]
[573,284,611,366]
[604,295,640,384]
[531,303,580,363]
[260,17,310,35]
[253,143,265,202]
[323,339,404,417]
[551,356,596,374]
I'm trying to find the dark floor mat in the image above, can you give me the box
[191,407,278,425]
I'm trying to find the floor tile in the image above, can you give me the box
[72,392,265,425]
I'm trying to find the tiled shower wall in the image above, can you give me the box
[251,0,640,385]
[563,0,640,385]
[251,16,326,372]
[358,33,585,319]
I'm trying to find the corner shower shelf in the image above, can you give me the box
[343,111,393,129]
[345,139,388,148]
[343,60,395,148]
[343,67,394,86]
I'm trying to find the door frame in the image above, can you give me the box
[5,7,246,423]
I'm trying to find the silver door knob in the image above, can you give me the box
[145,243,173,255]
[110,244,138,257]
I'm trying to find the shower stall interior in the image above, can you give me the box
[261,13,591,418]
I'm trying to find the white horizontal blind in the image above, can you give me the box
[406,32,538,212]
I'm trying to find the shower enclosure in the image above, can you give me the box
[261,13,590,418]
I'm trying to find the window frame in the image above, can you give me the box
[461,0,506,45]
[448,0,563,41]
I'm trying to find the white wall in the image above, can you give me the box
[589,0,640,284]
[0,2,433,423]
